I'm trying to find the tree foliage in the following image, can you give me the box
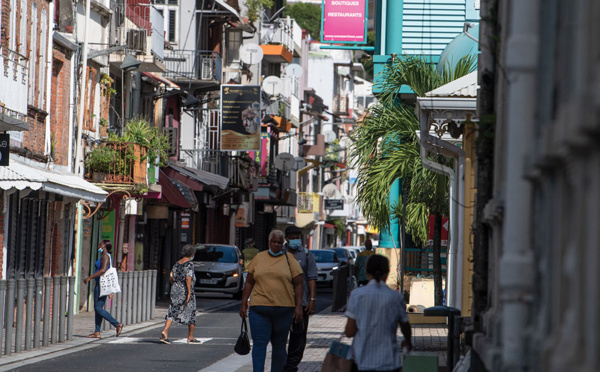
[350,54,476,246]
[283,2,321,41]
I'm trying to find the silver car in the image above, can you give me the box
[193,244,244,298]
[312,249,340,287]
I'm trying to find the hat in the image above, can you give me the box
[285,225,302,235]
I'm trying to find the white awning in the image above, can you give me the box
[0,160,108,202]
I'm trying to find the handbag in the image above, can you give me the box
[234,318,251,355]
[321,340,353,372]
[99,254,121,297]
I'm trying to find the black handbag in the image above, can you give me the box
[234,318,251,355]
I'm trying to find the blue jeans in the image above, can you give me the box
[94,283,120,332]
[249,306,294,372]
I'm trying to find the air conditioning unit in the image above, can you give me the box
[201,58,214,80]
[127,29,147,52]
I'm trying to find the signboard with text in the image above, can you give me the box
[325,199,344,210]
[0,134,10,166]
[221,85,261,151]
[321,0,367,44]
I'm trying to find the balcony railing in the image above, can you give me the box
[84,142,148,186]
[0,46,29,120]
[261,20,294,52]
[111,0,164,60]
[332,94,349,115]
[163,50,222,82]
[196,150,251,190]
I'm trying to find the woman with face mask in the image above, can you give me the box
[239,230,304,372]
[83,239,124,339]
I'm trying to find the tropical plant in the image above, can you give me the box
[86,145,120,174]
[245,0,274,24]
[118,117,171,167]
[283,2,322,41]
[350,54,476,304]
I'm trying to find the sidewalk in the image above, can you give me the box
[233,307,448,372]
[0,301,449,372]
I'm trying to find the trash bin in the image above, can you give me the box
[331,264,349,312]
[424,306,461,370]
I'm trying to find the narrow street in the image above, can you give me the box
[3,290,333,372]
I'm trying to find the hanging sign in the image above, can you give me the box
[321,0,368,44]
[0,134,9,166]
[221,85,261,151]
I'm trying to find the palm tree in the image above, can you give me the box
[350,55,476,305]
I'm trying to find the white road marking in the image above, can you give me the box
[108,337,213,344]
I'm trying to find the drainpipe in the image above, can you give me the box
[418,108,466,311]
[500,0,538,370]
[44,0,55,160]
[74,0,90,176]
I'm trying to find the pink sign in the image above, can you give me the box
[322,0,367,43]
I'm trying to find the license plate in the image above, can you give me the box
[200,279,217,284]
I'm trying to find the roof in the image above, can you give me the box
[167,163,229,190]
[425,71,478,98]
[0,159,108,202]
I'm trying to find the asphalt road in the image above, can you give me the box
[6,288,333,372]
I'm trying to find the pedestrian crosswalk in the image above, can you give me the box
[108,337,214,344]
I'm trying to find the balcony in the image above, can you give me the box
[109,0,165,72]
[84,142,148,190]
[297,192,320,227]
[260,21,294,64]
[196,150,251,190]
[332,94,350,116]
[0,46,29,131]
[163,50,222,90]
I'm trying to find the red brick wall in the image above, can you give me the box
[50,47,72,166]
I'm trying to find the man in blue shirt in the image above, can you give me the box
[283,225,318,372]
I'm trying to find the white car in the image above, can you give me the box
[193,244,244,298]
[311,249,340,287]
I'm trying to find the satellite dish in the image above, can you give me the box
[274,152,295,171]
[339,137,352,149]
[322,184,338,198]
[239,43,264,65]
[262,76,282,97]
[294,157,307,170]
[324,130,337,144]
[285,64,303,78]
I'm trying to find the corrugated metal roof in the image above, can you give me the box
[425,71,478,97]
[168,164,230,190]
[0,159,107,202]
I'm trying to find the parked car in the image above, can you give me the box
[311,249,340,287]
[192,244,244,298]
[344,246,363,259]
[331,247,355,267]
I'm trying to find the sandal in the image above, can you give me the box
[187,338,202,344]
[160,333,171,344]
[86,332,101,339]
[116,323,124,337]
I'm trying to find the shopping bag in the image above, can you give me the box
[321,340,353,372]
[99,267,121,297]
[234,318,251,355]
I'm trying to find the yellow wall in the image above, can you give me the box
[461,122,477,316]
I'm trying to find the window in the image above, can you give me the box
[39,9,47,107]
[28,2,37,104]
[154,1,177,44]
[19,0,27,55]
[226,30,242,65]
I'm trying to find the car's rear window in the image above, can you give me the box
[332,248,348,258]
[194,246,237,263]
[312,250,337,263]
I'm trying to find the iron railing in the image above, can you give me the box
[163,50,222,82]
[84,142,148,186]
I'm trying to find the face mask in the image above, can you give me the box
[98,247,104,254]
[268,248,284,257]
[288,239,302,250]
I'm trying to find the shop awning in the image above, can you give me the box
[141,72,180,89]
[0,159,108,202]
[157,171,191,209]
[165,163,229,191]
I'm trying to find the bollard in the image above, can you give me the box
[424,306,461,371]
[142,271,148,322]
[132,271,139,324]
[42,277,51,347]
[110,282,117,328]
[331,264,349,312]
[137,271,142,323]
[67,277,75,341]
[25,278,34,350]
[34,278,43,348]
[52,276,60,344]
[59,277,67,342]
[0,281,6,356]
[126,272,133,326]
[115,272,123,327]
[150,270,157,319]
[15,279,25,353]
[121,272,129,326]
[5,279,15,356]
